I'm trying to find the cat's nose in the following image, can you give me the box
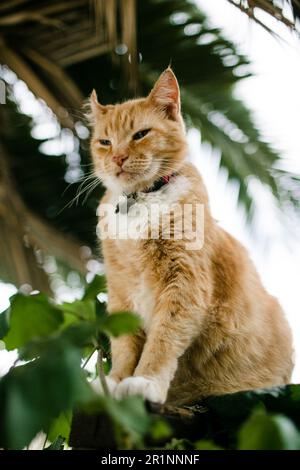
[112,153,129,167]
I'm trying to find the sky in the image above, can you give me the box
[195,0,300,381]
[1,0,300,380]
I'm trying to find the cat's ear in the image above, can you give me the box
[149,68,180,119]
[90,89,105,115]
[87,89,107,124]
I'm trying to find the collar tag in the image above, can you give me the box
[115,193,137,214]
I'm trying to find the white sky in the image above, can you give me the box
[1,0,300,381]
[195,0,300,381]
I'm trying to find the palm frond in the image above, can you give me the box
[0,0,298,260]
[135,0,298,215]
[227,0,300,36]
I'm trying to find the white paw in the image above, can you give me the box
[91,376,118,395]
[114,376,167,404]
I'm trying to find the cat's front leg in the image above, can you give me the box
[115,296,202,403]
[114,246,207,403]
[109,330,145,384]
[99,286,145,392]
[114,316,197,403]
[92,330,145,395]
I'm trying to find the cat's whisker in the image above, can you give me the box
[58,174,101,214]
[82,180,101,204]
[60,170,95,198]
[79,163,95,169]
[73,176,96,202]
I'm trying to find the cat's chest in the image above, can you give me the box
[97,175,189,242]
[100,176,190,330]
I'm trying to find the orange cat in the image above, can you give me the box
[90,68,293,405]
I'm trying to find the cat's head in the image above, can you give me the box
[89,68,188,193]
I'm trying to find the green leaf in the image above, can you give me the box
[204,385,300,432]
[19,322,96,360]
[194,439,224,450]
[3,293,63,351]
[59,299,96,323]
[164,438,194,450]
[0,308,10,339]
[102,359,111,375]
[0,340,95,449]
[61,322,96,348]
[290,384,300,402]
[99,312,141,337]
[44,436,65,450]
[103,395,151,439]
[150,417,172,442]
[47,411,72,443]
[83,275,107,299]
[95,299,108,319]
[238,409,300,450]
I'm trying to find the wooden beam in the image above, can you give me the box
[0,11,62,28]
[0,0,86,17]
[120,0,138,92]
[21,46,84,108]
[27,21,94,47]
[0,37,74,128]
[32,0,87,17]
[58,43,111,67]
[104,0,117,50]
[50,35,109,62]
[25,210,88,276]
[0,141,89,291]
[0,0,32,13]
[0,144,50,292]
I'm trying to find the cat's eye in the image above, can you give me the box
[99,139,111,146]
[133,129,151,141]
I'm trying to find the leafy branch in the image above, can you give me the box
[1,275,300,450]
[0,275,146,449]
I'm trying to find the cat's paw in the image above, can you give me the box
[114,376,167,403]
[91,376,118,395]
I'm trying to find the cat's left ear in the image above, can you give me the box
[89,89,106,115]
[149,68,181,120]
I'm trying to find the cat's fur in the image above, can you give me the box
[90,68,294,405]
